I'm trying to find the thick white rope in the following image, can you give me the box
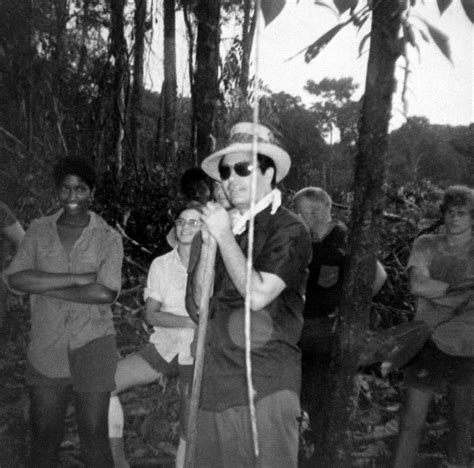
[244,0,262,459]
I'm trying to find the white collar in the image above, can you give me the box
[231,189,282,235]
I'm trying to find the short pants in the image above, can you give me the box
[137,343,193,385]
[26,334,118,392]
[138,343,194,438]
[404,340,474,391]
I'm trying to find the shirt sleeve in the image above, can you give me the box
[407,235,432,275]
[2,220,39,294]
[0,202,17,229]
[96,231,123,295]
[144,256,165,303]
[257,217,312,288]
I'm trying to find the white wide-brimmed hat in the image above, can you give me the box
[201,122,291,183]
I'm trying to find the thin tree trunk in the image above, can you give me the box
[193,0,221,162]
[182,3,196,164]
[157,0,177,166]
[78,0,90,76]
[320,1,403,465]
[239,0,257,96]
[24,0,34,156]
[131,0,146,164]
[109,0,127,178]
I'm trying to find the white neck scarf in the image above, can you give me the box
[231,189,282,235]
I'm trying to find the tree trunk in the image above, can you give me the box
[192,0,221,162]
[319,1,403,465]
[109,0,127,178]
[239,0,257,96]
[77,0,90,76]
[156,0,177,167]
[182,3,195,164]
[131,0,146,164]
[23,0,34,156]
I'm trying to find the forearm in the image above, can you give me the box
[43,283,118,304]
[8,270,94,294]
[411,277,449,299]
[215,230,254,296]
[147,311,196,329]
[446,278,474,295]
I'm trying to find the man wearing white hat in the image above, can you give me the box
[191,122,312,467]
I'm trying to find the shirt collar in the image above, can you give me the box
[48,209,97,229]
[231,189,282,235]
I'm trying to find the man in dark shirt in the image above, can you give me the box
[293,187,386,462]
[192,122,312,468]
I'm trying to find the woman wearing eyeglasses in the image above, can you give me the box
[108,202,202,468]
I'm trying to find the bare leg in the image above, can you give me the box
[393,386,433,468]
[108,354,163,467]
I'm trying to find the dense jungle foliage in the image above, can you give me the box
[0,0,473,466]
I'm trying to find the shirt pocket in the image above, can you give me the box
[36,242,64,272]
[318,265,340,288]
[74,254,99,274]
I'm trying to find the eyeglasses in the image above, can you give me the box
[218,161,254,181]
[175,219,202,228]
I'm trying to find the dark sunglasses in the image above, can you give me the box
[218,161,254,180]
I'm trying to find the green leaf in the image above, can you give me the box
[261,0,286,26]
[333,0,358,14]
[461,0,474,22]
[304,23,346,62]
[418,18,452,62]
[436,0,453,14]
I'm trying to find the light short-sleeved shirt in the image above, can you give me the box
[408,234,474,356]
[144,247,194,365]
[4,210,123,378]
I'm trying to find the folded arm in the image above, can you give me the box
[7,270,117,305]
[199,202,285,311]
[145,297,196,329]
[215,228,285,310]
[409,266,450,299]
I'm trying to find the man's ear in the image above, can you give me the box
[262,166,275,186]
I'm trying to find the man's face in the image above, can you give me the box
[220,152,273,213]
[443,204,472,236]
[294,197,331,233]
[57,174,94,217]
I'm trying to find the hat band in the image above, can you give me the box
[229,132,281,148]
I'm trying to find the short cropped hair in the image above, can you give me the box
[293,186,332,209]
[180,167,212,204]
[440,185,474,216]
[257,154,276,188]
[53,157,96,190]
